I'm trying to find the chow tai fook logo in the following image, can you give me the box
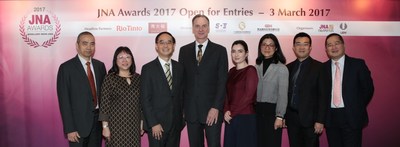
[148,22,167,34]
[257,24,280,32]
[19,7,61,48]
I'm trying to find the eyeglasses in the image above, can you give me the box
[326,41,343,48]
[117,55,132,60]
[158,40,173,46]
[261,43,275,48]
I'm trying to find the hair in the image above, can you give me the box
[76,31,94,44]
[155,31,176,44]
[293,32,312,45]
[192,14,209,26]
[231,40,249,63]
[256,33,286,65]
[325,33,344,47]
[108,46,136,74]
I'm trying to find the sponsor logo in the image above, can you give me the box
[148,22,167,33]
[318,24,334,32]
[19,8,61,48]
[257,24,280,32]
[214,22,227,33]
[234,22,250,34]
[339,23,348,34]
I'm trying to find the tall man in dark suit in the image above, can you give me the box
[286,32,327,147]
[323,33,374,147]
[141,32,185,147]
[57,31,106,147]
[178,14,228,147]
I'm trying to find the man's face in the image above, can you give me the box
[293,37,312,61]
[325,35,345,61]
[155,33,175,58]
[76,34,95,60]
[192,17,209,42]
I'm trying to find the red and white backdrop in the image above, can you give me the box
[1,0,399,146]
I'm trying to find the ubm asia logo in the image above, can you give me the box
[19,7,61,48]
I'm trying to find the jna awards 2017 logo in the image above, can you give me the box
[19,7,61,48]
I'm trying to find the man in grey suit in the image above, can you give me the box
[57,31,106,147]
[323,33,374,147]
[141,32,185,147]
[178,14,228,147]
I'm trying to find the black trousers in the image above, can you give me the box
[69,110,102,147]
[326,108,362,147]
[186,121,222,147]
[286,108,319,147]
[256,102,282,147]
[223,114,257,147]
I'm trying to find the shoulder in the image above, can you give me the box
[180,41,195,50]
[208,41,226,50]
[346,55,365,64]
[275,62,289,73]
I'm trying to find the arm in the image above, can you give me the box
[359,60,374,106]
[56,64,75,134]
[140,65,160,130]
[98,74,113,140]
[275,65,289,129]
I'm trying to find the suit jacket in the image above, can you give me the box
[57,55,106,137]
[323,55,374,129]
[140,58,185,132]
[178,40,228,123]
[286,57,327,127]
[255,62,289,118]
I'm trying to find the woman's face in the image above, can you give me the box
[260,38,276,59]
[116,51,132,72]
[231,44,248,65]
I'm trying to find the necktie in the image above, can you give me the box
[333,62,342,107]
[86,62,97,107]
[290,62,302,108]
[197,44,203,66]
[165,63,172,90]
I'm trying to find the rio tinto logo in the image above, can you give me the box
[19,7,61,48]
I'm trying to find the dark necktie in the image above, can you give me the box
[86,62,97,107]
[290,62,302,109]
[197,44,203,66]
[165,63,172,90]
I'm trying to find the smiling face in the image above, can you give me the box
[192,16,209,43]
[293,37,312,61]
[325,35,345,61]
[260,38,276,59]
[76,34,95,61]
[155,33,175,60]
[231,44,248,65]
[116,51,132,72]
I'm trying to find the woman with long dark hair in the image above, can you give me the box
[255,34,289,147]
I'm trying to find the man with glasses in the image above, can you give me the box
[285,32,327,147]
[141,32,185,147]
[179,14,228,147]
[322,33,374,147]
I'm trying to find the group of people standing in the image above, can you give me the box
[57,14,374,147]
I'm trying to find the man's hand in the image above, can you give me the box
[314,122,324,134]
[67,131,80,143]
[152,124,164,140]
[207,108,219,126]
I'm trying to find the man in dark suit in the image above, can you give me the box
[57,31,106,147]
[178,14,228,147]
[286,32,327,147]
[141,32,185,147]
[323,33,374,147]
